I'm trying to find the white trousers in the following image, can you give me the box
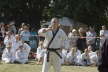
[42,52,61,72]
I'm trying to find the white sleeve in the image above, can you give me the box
[24,43,31,54]
[4,37,10,45]
[61,29,68,41]
[60,29,69,49]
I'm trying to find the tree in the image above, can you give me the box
[0,0,50,30]
[48,0,108,31]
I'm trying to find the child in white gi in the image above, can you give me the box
[66,47,81,65]
[36,41,45,64]
[15,45,28,64]
[81,48,91,66]
[88,45,98,66]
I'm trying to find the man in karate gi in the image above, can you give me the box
[38,17,68,72]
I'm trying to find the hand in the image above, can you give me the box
[42,28,52,33]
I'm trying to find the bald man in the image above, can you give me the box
[38,18,68,72]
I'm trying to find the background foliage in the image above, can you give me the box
[0,0,108,30]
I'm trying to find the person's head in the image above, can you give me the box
[89,27,94,32]
[102,25,106,30]
[87,45,92,52]
[9,21,15,26]
[84,48,89,54]
[23,25,29,31]
[15,34,21,41]
[72,29,78,35]
[51,17,60,30]
[6,31,11,36]
[39,41,43,47]
[21,22,26,27]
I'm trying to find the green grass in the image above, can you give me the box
[0,61,98,72]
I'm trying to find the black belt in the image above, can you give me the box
[47,48,62,62]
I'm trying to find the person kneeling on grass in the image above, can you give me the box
[2,43,14,63]
[36,41,45,64]
[15,44,30,64]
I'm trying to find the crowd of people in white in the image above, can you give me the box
[0,21,107,66]
[0,22,31,64]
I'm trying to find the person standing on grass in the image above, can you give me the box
[38,17,68,72]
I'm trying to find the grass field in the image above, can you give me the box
[0,61,98,72]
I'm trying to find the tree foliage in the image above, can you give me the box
[0,0,108,31]
[50,0,108,29]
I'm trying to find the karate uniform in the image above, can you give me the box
[89,52,98,65]
[81,53,91,66]
[66,49,81,65]
[23,43,31,57]
[38,28,67,72]
[3,35,16,62]
[15,43,31,64]
[11,40,23,61]
[15,49,28,64]
[36,46,45,60]
[61,49,68,64]
[2,48,13,63]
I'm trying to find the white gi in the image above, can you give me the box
[15,48,28,64]
[23,43,31,57]
[4,35,16,62]
[66,49,81,65]
[81,52,91,66]
[36,46,45,60]
[2,48,13,63]
[11,40,23,61]
[39,28,67,72]
[61,49,68,64]
[4,35,15,46]
[89,51,98,65]
[15,43,31,64]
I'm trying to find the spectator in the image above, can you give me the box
[66,48,81,65]
[77,27,87,51]
[86,27,96,51]
[2,41,13,63]
[100,25,108,47]
[8,21,17,34]
[68,29,79,49]
[20,25,31,45]
[36,41,45,64]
